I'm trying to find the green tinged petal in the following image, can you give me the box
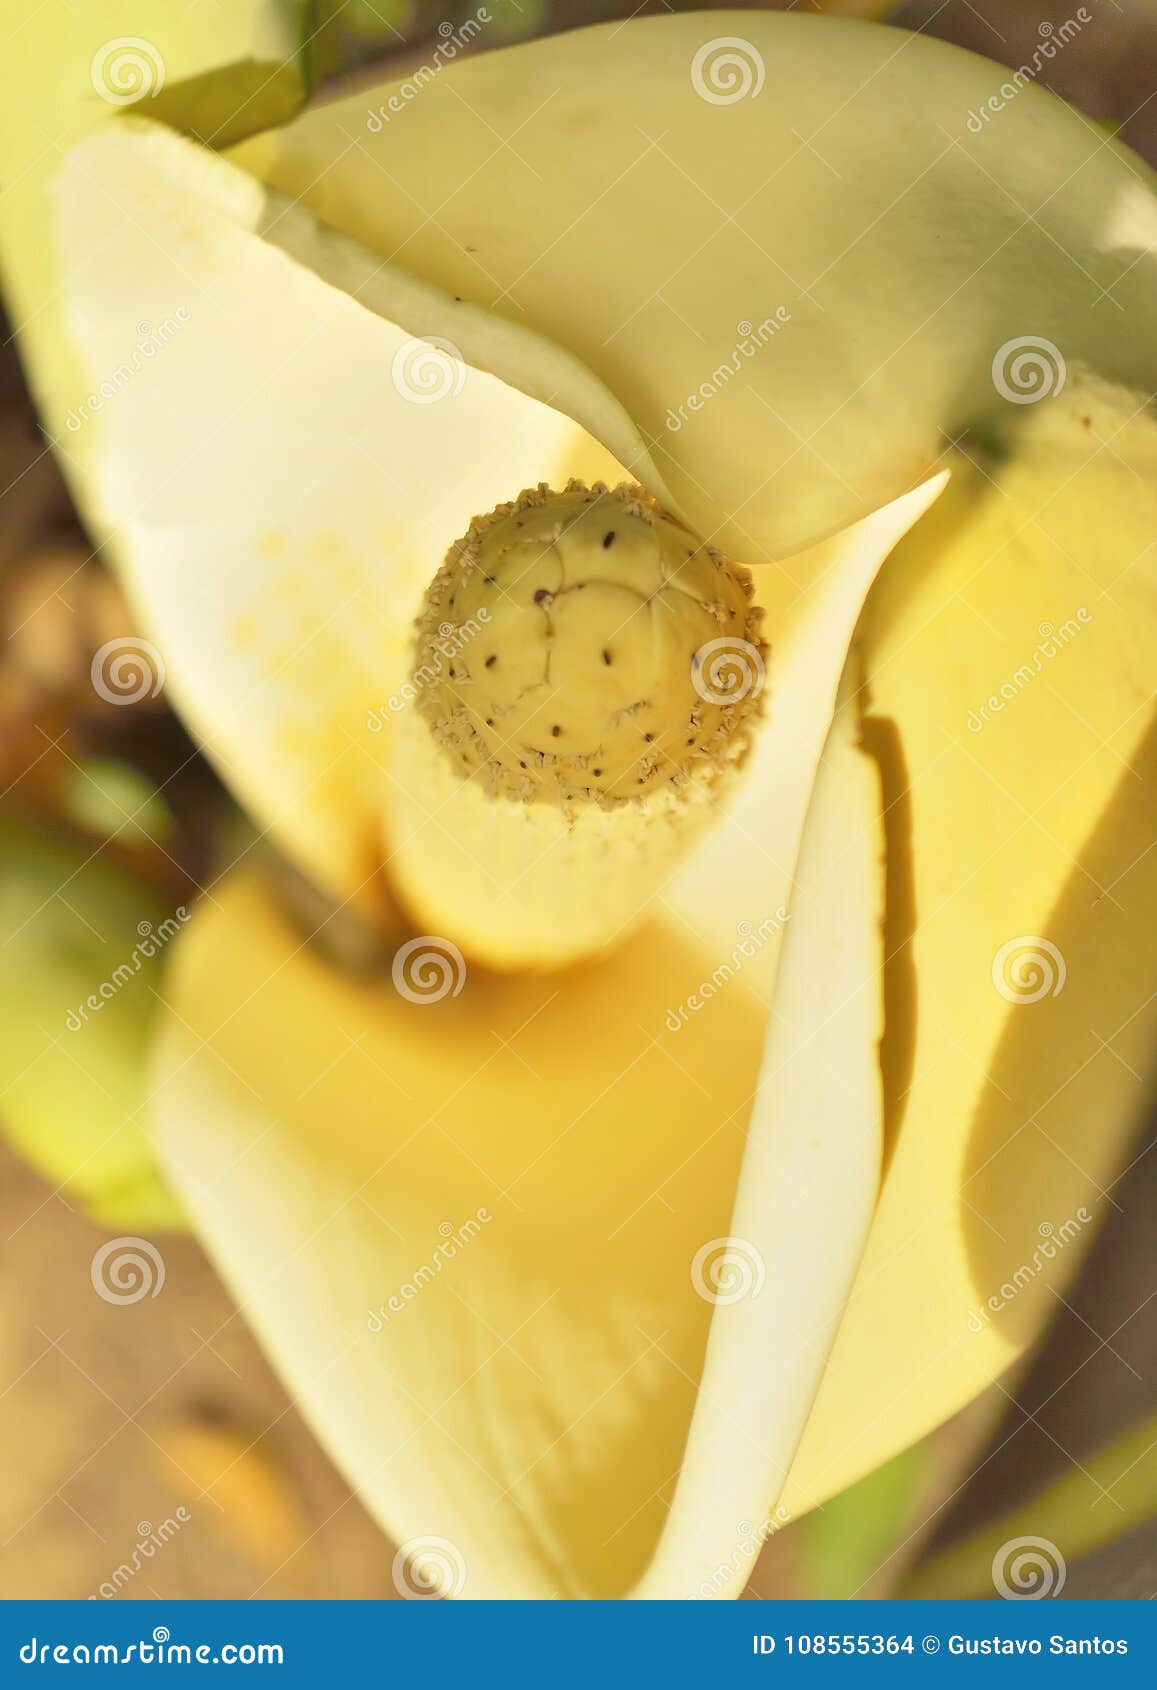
[0,0,311,476]
[0,818,184,1229]
[232,12,1157,570]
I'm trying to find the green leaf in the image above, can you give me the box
[0,816,186,1230]
[904,1410,1157,1598]
[796,1443,928,1598]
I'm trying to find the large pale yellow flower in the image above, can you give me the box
[2,3,1155,1598]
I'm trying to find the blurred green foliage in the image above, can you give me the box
[0,817,184,1229]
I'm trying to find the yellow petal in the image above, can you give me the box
[233,11,1157,566]
[54,121,619,911]
[0,0,309,471]
[52,114,940,970]
[637,668,889,1595]
[152,631,894,1599]
[152,870,766,1598]
[784,375,1157,1511]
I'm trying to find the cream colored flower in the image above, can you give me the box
[1,3,1155,1598]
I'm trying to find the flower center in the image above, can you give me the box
[412,480,766,806]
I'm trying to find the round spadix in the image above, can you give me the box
[413,481,766,809]
[383,483,769,968]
